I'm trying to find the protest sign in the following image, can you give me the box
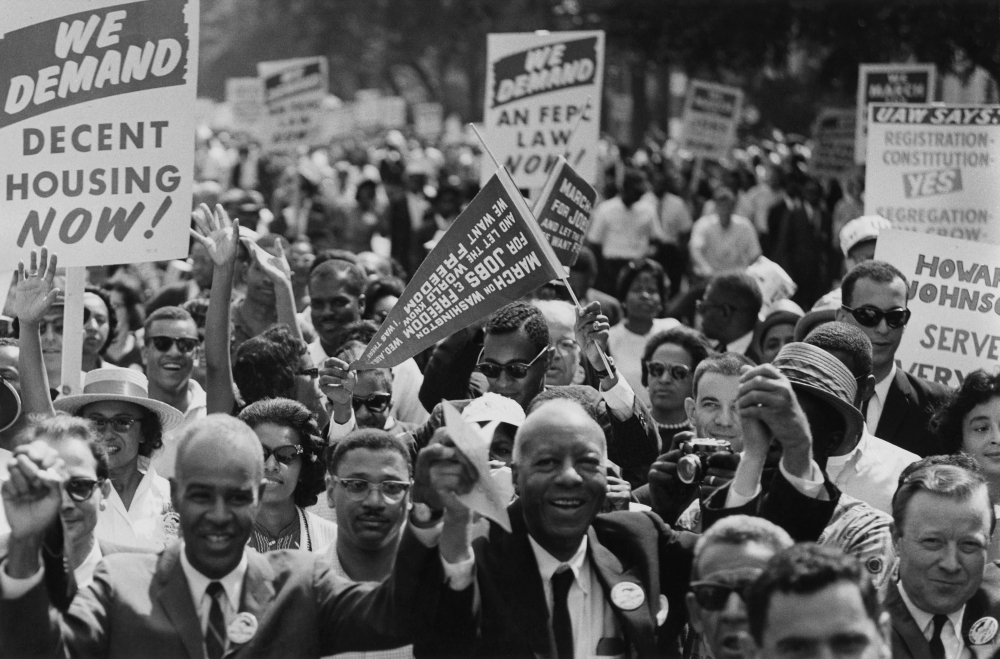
[483,30,604,189]
[746,256,797,320]
[855,63,936,164]
[352,168,563,369]
[257,56,327,154]
[875,229,1000,389]
[864,104,1000,244]
[225,77,265,135]
[531,156,597,274]
[679,80,744,161]
[1,0,199,270]
[413,101,443,140]
[811,108,857,180]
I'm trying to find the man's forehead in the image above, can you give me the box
[483,330,534,360]
[310,274,360,297]
[149,318,198,337]
[696,372,740,400]
[336,447,408,476]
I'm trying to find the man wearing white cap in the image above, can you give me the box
[839,215,892,272]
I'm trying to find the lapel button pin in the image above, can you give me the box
[227,612,258,644]
[610,582,644,611]
[969,617,998,645]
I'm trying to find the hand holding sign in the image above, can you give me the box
[190,204,240,268]
[575,300,612,375]
[15,248,60,326]
[318,356,357,424]
[412,429,477,517]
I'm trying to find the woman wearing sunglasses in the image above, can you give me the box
[237,397,336,554]
[641,327,715,448]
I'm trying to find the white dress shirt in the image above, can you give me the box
[898,581,969,659]
[74,540,104,589]
[528,535,622,659]
[824,426,919,514]
[95,467,173,550]
[180,542,248,651]
[148,380,209,479]
[725,329,754,356]
[866,364,896,431]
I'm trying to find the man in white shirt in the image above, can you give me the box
[885,456,1000,659]
[697,272,763,358]
[689,188,761,281]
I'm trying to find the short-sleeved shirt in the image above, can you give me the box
[587,197,665,260]
[689,214,762,276]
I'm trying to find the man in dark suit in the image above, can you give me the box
[886,456,1000,659]
[0,414,475,659]
[836,261,952,457]
[697,272,763,361]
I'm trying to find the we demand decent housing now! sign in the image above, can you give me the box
[1,0,198,269]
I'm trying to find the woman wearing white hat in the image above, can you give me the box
[15,249,184,550]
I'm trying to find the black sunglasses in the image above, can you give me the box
[475,347,550,380]
[147,336,200,354]
[645,361,691,381]
[840,305,911,329]
[262,444,304,465]
[690,576,758,611]
[352,393,391,413]
[64,477,102,502]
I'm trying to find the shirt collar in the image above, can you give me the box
[179,541,249,611]
[528,534,590,596]
[874,363,897,399]
[727,330,754,356]
[74,539,104,587]
[897,581,965,640]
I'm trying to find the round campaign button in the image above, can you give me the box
[610,582,645,611]
[227,612,258,644]
[969,617,998,645]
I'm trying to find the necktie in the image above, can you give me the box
[205,582,227,659]
[861,396,871,418]
[929,614,947,659]
[551,568,575,659]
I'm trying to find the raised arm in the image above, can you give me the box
[14,249,59,417]
[191,204,240,415]
[240,237,302,344]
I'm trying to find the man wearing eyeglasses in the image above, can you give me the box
[142,306,207,479]
[697,273,764,359]
[835,261,951,457]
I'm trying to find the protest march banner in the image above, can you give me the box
[864,104,1000,244]
[1,0,199,270]
[257,56,327,153]
[875,229,1000,389]
[482,30,604,190]
[413,101,444,140]
[679,80,744,161]
[811,108,857,181]
[855,63,936,164]
[225,76,265,136]
[352,168,563,370]
[531,156,597,275]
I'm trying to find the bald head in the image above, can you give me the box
[174,414,264,483]
[514,399,606,463]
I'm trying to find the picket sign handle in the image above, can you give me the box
[60,266,87,396]
[470,123,616,377]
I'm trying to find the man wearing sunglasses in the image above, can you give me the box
[685,516,793,659]
[835,261,951,457]
[697,273,764,359]
[142,306,208,479]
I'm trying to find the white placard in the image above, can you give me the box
[257,57,328,154]
[811,107,856,180]
[679,80,744,161]
[855,63,936,164]
[225,77,265,135]
[413,102,443,140]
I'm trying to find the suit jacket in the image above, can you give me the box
[0,526,446,659]
[876,369,952,458]
[424,498,698,659]
[886,565,1000,659]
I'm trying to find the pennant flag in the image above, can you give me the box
[351,167,563,370]
[531,156,598,275]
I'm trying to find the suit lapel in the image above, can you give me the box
[587,527,657,658]
[885,583,934,659]
[155,544,206,659]
[876,370,910,442]
[226,551,276,657]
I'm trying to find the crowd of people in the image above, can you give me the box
[0,124,999,659]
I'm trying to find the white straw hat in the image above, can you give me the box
[53,368,184,431]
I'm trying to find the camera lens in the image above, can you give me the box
[677,454,702,484]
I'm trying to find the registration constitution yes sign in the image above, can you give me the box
[2,0,198,268]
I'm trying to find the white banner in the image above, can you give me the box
[875,229,1000,389]
[855,63,936,164]
[679,80,743,161]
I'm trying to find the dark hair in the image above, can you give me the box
[615,259,668,305]
[308,257,367,297]
[747,543,882,643]
[143,306,197,339]
[692,515,792,580]
[803,322,873,379]
[485,302,550,356]
[692,352,755,398]
[931,369,1000,454]
[76,401,164,457]
[527,387,600,422]
[238,398,326,508]
[363,277,405,320]
[84,286,116,354]
[313,249,359,267]
[841,260,908,308]
[571,245,598,278]
[642,327,715,387]
[233,325,307,405]
[706,272,763,320]
[0,338,18,348]
[892,459,995,535]
[21,415,110,481]
[326,428,412,476]
[105,279,145,332]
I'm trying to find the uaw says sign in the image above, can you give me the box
[352,168,562,370]
[483,31,604,190]
[875,229,1000,389]
[531,156,597,274]
[2,0,198,269]
[864,104,1000,244]
[855,63,935,164]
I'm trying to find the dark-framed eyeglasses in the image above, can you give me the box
[64,477,102,502]
[297,367,319,379]
[86,415,141,433]
[262,444,304,465]
[690,575,758,611]
[334,477,411,502]
[475,346,551,380]
[840,305,910,329]
[147,336,200,354]
[352,393,392,414]
[645,361,691,381]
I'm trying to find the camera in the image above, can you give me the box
[676,438,733,485]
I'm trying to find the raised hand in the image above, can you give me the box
[319,356,357,409]
[412,429,477,514]
[190,203,240,267]
[241,236,292,286]
[738,363,813,477]
[15,248,60,326]
[2,441,64,544]
[575,300,611,370]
